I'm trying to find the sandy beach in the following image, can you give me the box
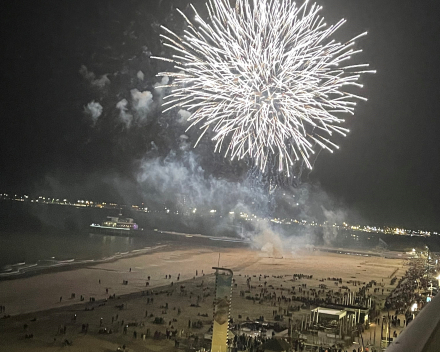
[0,244,250,316]
[0,245,405,351]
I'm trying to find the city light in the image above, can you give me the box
[0,192,439,236]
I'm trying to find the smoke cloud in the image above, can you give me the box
[137,150,265,213]
[137,70,145,81]
[116,99,133,128]
[177,109,191,124]
[79,65,110,89]
[130,89,154,122]
[322,208,347,245]
[84,101,103,124]
[133,144,358,253]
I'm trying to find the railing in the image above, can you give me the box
[386,293,440,352]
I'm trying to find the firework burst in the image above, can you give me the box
[153,0,375,175]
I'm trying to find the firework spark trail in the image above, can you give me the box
[152,0,375,176]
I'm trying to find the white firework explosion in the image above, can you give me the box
[152,0,375,175]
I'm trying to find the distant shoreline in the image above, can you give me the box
[0,229,250,282]
[315,246,413,259]
[0,227,411,282]
[156,229,250,243]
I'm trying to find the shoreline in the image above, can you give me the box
[0,244,248,316]
[0,229,249,281]
[0,231,409,283]
[0,244,172,282]
[0,223,415,283]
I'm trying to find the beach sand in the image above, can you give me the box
[0,245,404,351]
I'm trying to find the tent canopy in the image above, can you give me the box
[261,338,290,352]
[311,307,347,320]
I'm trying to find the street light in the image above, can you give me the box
[411,303,418,312]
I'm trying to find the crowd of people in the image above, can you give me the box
[384,259,430,326]
[3,258,432,352]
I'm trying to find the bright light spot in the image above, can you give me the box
[154,0,373,175]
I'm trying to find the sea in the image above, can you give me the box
[0,200,437,279]
[0,200,247,279]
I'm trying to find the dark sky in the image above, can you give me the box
[1,0,440,229]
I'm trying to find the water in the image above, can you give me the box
[0,229,166,277]
[0,199,249,278]
[0,200,436,278]
[0,228,251,278]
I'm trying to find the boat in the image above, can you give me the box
[90,216,141,236]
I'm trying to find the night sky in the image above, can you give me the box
[1,0,440,229]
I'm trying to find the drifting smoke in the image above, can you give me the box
[177,109,191,124]
[79,65,111,89]
[92,75,111,89]
[322,208,347,246]
[250,222,289,258]
[84,101,103,124]
[133,144,356,253]
[116,99,133,128]
[137,150,266,214]
[130,89,154,122]
[137,70,145,81]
